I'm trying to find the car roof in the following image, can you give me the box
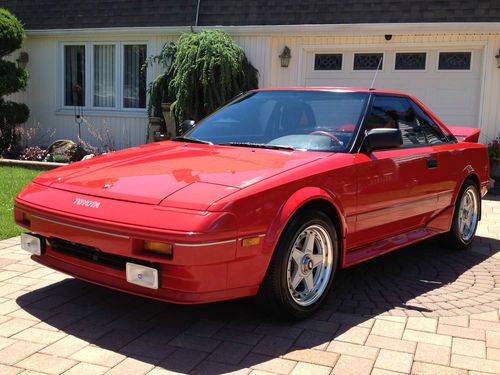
[253,87,409,96]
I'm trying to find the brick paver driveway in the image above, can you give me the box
[0,197,499,375]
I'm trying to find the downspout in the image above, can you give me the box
[190,0,201,32]
[195,0,201,27]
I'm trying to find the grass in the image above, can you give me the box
[0,166,42,239]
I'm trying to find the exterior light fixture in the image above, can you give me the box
[16,51,29,69]
[279,46,291,68]
[496,49,500,68]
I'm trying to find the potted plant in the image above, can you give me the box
[161,102,176,139]
[488,136,500,189]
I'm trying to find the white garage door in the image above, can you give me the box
[304,48,483,127]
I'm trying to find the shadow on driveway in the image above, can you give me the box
[17,236,500,374]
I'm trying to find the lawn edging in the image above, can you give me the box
[0,158,67,170]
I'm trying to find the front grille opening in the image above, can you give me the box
[49,238,149,270]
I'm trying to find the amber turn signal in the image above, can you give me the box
[143,241,173,256]
[22,212,32,227]
[241,236,262,247]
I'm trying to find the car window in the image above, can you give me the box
[188,91,369,152]
[368,96,435,147]
[408,100,448,144]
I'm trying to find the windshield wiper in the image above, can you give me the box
[219,142,295,151]
[172,136,213,145]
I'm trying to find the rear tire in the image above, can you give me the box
[256,209,339,319]
[438,179,480,250]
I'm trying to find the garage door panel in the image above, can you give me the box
[304,49,483,127]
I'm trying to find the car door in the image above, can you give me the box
[349,95,445,250]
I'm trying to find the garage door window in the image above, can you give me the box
[438,52,471,70]
[314,54,343,71]
[395,53,426,70]
[354,53,383,70]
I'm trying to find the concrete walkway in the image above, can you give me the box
[0,197,499,374]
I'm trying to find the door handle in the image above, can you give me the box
[426,158,438,169]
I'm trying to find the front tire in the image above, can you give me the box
[257,209,339,319]
[439,179,480,249]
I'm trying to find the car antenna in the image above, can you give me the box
[369,56,383,90]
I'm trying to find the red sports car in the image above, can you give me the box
[15,88,489,318]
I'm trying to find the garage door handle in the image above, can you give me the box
[426,158,438,169]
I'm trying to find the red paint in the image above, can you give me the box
[14,88,489,304]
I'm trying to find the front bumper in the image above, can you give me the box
[14,185,262,304]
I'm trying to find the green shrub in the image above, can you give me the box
[0,8,25,56]
[0,8,29,151]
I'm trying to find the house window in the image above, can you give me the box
[123,44,147,108]
[395,53,426,70]
[314,54,342,70]
[438,52,471,70]
[353,53,383,70]
[93,45,116,108]
[62,42,147,111]
[64,45,85,106]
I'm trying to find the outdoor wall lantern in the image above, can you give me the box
[279,46,291,68]
[496,49,500,68]
[16,51,29,69]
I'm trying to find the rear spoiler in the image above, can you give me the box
[446,126,480,143]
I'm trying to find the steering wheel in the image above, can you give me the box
[309,130,342,145]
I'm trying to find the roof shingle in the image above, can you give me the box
[2,0,500,30]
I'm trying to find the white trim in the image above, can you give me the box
[55,108,147,118]
[25,22,500,37]
[300,41,488,51]
[174,239,236,247]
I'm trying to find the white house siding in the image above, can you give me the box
[16,28,500,148]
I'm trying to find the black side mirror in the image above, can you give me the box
[181,120,195,135]
[363,128,403,153]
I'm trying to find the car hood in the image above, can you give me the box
[35,141,328,209]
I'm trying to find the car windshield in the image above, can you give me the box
[185,90,369,152]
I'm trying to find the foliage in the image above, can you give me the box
[77,117,116,155]
[19,146,48,161]
[15,121,56,149]
[169,30,258,124]
[143,41,176,117]
[0,8,29,151]
[145,30,258,127]
[0,8,25,56]
[488,137,500,161]
[0,166,41,239]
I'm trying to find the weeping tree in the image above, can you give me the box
[168,30,258,125]
[143,41,176,118]
[0,8,29,151]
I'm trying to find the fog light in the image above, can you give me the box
[126,262,159,289]
[20,233,45,255]
[143,240,173,256]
